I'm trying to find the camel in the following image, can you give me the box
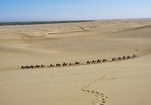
[21,66,26,69]
[127,55,131,59]
[30,65,34,68]
[112,58,117,61]
[87,60,91,64]
[41,64,45,68]
[132,54,136,58]
[75,62,80,65]
[118,57,122,60]
[122,56,126,60]
[25,66,30,68]
[35,65,40,68]
[97,59,101,63]
[102,59,107,62]
[50,64,54,67]
[56,63,61,67]
[69,63,74,66]
[92,60,96,63]
[35,65,38,68]
[63,62,68,66]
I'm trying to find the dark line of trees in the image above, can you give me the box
[0,20,93,26]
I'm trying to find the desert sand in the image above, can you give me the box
[0,19,151,105]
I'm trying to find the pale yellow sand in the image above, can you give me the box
[0,19,151,105]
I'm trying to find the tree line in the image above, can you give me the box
[0,20,93,26]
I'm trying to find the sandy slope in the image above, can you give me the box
[0,19,151,105]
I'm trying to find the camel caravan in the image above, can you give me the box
[21,54,138,69]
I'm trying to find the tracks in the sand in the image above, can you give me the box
[79,55,141,105]
[79,77,113,105]
[0,73,150,87]
[79,73,116,105]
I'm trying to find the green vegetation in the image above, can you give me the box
[0,20,93,26]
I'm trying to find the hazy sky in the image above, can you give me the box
[0,0,151,22]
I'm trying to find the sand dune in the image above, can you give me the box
[0,19,151,105]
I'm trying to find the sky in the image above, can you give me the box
[0,0,151,22]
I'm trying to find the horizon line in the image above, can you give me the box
[0,17,151,23]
